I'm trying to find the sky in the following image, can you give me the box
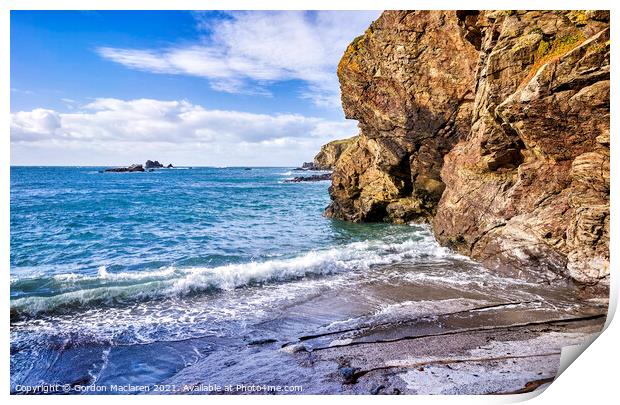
[10,10,380,166]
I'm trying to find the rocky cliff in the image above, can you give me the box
[313,136,357,170]
[327,11,479,224]
[327,10,610,287]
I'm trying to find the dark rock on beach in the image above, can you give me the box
[338,367,360,384]
[285,173,332,183]
[166,163,174,168]
[104,164,145,172]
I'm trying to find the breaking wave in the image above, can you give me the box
[10,231,458,319]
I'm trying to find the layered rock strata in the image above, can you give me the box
[327,10,610,286]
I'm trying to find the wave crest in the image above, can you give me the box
[11,233,455,319]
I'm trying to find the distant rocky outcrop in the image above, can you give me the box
[105,160,175,172]
[293,136,357,171]
[145,160,164,169]
[326,10,609,287]
[104,164,145,173]
[285,173,332,183]
[313,136,358,170]
[294,162,316,171]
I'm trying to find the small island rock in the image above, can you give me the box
[145,160,164,169]
[104,164,145,173]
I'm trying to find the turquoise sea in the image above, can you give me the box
[11,166,574,393]
[11,167,430,316]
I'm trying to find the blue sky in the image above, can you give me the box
[10,10,380,166]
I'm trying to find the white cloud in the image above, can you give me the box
[11,109,62,141]
[11,98,358,166]
[96,11,380,106]
[11,88,34,95]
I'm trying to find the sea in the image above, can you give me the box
[9,166,586,393]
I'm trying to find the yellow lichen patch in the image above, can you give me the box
[566,11,589,25]
[458,160,518,180]
[337,34,367,76]
[349,34,365,53]
[528,27,544,36]
[536,40,550,58]
[519,31,586,88]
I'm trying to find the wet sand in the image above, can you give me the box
[159,262,607,395]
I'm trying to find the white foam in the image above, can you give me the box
[97,266,108,279]
[10,232,457,317]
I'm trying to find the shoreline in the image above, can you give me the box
[157,264,607,395]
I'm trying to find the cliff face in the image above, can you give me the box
[313,136,357,170]
[328,10,610,286]
[327,11,478,223]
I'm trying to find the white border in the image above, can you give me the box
[2,1,617,404]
